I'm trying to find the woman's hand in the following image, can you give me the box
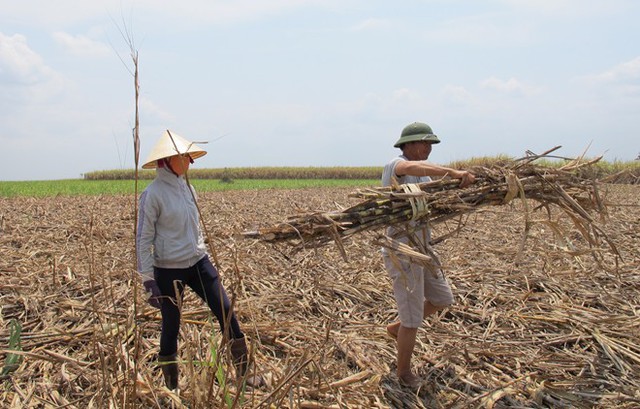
[143,280,162,309]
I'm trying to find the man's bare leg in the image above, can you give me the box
[386,300,442,339]
[396,325,420,386]
[423,300,442,317]
[386,301,445,387]
[386,321,401,339]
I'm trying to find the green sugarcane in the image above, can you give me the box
[1,319,22,379]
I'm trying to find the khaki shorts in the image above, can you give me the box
[383,252,454,328]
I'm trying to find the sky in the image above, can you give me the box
[1,0,639,181]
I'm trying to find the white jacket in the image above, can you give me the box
[136,167,207,281]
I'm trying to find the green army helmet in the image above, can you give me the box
[393,122,441,148]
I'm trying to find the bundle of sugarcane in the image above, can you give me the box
[241,148,609,249]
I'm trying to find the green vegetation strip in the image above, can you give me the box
[3,159,638,197]
[0,179,379,198]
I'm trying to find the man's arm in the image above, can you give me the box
[395,161,475,188]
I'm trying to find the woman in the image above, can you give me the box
[136,130,262,390]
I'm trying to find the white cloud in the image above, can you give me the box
[580,57,640,84]
[139,96,177,125]
[344,88,442,124]
[422,13,535,46]
[496,0,627,17]
[576,57,640,97]
[349,18,391,32]
[497,0,583,13]
[441,85,473,105]
[1,0,344,28]
[391,87,421,102]
[421,1,633,47]
[52,32,111,57]
[0,32,67,108]
[480,77,542,97]
[0,33,55,84]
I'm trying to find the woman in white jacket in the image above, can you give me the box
[136,130,262,390]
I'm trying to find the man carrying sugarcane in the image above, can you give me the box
[382,121,475,388]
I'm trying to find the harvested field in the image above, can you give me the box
[1,184,639,408]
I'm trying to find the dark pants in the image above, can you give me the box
[154,255,243,356]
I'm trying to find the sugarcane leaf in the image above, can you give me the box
[1,319,23,378]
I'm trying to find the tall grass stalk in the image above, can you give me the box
[128,32,142,409]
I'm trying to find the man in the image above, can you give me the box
[382,122,475,388]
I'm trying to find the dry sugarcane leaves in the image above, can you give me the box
[0,182,639,408]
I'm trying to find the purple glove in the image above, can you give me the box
[143,280,162,309]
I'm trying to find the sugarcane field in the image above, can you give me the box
[1,162,640,408]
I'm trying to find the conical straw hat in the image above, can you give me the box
[142,130,207,169]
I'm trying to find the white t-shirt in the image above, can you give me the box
[381,155,431,253]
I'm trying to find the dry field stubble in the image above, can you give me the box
[0,184,639,408]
